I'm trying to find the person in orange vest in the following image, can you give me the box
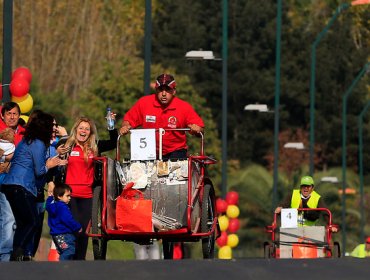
[350,237,370,258]
[275,176,337,231]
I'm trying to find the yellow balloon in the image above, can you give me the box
[218,215,229,232]
[227,234,239,248]
[218,245,232,259]
[226,205,240,218]
[16,93,33,113]
[11,94,28,103]
[20,115,29,123]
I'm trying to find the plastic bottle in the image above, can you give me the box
[106,107,115,130]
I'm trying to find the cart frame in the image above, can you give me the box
[86,128,219,259]
[264,208,340,259]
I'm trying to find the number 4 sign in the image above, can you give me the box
[130,129,156,160]
[281,208,298,228]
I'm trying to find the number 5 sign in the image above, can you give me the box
[130,129,156,160]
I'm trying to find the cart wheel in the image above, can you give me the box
[92,185,108,260]
[162,241,174,259]
[201,184,216,259]
[264,242,272,259]
[332,242,341,258]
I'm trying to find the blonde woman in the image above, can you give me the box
[58,116,117,260]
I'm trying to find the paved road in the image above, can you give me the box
[0,258,368,280]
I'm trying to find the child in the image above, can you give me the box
[46,183,82,260]
[0,128,15,184]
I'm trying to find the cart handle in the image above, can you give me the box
[115,128,205,161]
[270,207,335,231]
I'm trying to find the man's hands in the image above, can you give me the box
[188,124,203,135]
[330,225,339,233]
[119,123,203,135]
[119,125,131,135]
[274,206,282,214]
[119,121,131,135]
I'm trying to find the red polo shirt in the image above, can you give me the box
[0,119,25,146]
[123,94,204,155]
[65,145,94,198]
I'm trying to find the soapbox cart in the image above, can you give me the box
[264,208,340,259]
[87,128,219,259]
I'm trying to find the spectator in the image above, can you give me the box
[0,103,24,262]
[46,183,82,260]
[1,110,67,261]
[57,116,117,260]
[0,102,25,145]
[23,115,69,260]
[0,127,16,259]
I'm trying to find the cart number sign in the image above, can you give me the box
[281,208,298,228]
[130,129,156,160]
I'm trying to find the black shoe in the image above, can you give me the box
[10,248,24,261]
[23,255,33,261]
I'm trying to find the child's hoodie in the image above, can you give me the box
[46,196,81,235]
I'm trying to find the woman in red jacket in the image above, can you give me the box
[60,116,117,260]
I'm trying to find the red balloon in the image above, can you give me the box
[228,218,240,233]
[216,198,228,214]
[9,78,30,97]
[226,191,239,205]
[216,231,228,247]
[12,67,32,83]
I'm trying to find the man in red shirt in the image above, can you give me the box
[120,73,203,259]
[120,73,204,159]
[0,102,25,146]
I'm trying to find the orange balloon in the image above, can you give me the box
[11,94,28,103]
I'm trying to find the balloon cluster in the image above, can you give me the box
[8,67,33,117]
[216,191,240,259]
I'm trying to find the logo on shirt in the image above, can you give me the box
[70,151,80,157]
[146,115,156,123]
[168,116,177,128]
